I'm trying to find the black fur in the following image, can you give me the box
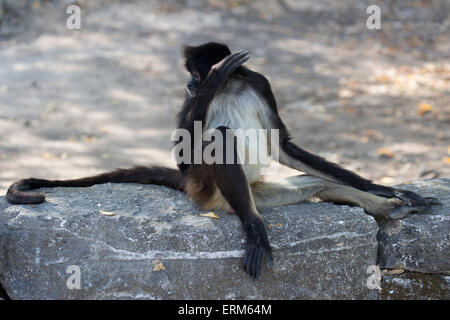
[7,167,184,204]
[7,41,435,279]
[186,126,272,279]
[183,42,231,80]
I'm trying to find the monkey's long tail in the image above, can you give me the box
[6,166,186,204]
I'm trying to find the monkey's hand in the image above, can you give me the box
[242,218,273,280]
[208,50,250,84]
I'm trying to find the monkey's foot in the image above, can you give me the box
[393,189,441,207]
[388,192,442,220]
[368,185,442,219]
[242,218,273,280]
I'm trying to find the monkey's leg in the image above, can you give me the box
[251,175,326,208]
[186,126,272,279]
[7,166,185,204]
[277,140,440,209]
[253,175,419,219]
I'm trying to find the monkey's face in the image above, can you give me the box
[186,71,202,97]
[183,42,232,97]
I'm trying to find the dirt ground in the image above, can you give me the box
[0,0,449,195]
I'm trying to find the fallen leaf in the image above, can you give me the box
[99,209,115,216]
[375,75,391,84]
[377,148,395,158]
[345,106,355,113]
[383,268,405,275]
[41,152,57,159]
[200,212,219,219]
[444,157,450,164]
[360,136,369,143]
[418,103,433,116]
[82,135,96,143]
[276,223,283,227]
[153,259,166,271]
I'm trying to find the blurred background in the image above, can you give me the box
[0,0,449,195]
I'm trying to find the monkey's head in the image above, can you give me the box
[183,42,231,96]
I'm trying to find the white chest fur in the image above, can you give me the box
[204,82,271,183]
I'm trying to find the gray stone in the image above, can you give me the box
[377,178,450,273]
[0,183,379,299]
[380,272,450,300]
[376,178,450,300]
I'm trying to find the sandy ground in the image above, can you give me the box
[0,0,449,195]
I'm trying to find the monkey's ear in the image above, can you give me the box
[182,44,194,60]
[182,44,195,72]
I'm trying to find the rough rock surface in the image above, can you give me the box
[380,272,450,300]
[377,179,450,273]
[0,178,448,300]
[377,178,450,300]
[0,183,379,299]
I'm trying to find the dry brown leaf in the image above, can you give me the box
[276,223,283,227]
[418,103,434,116]
[383,268,405,276]
[153,259,166,272]
[41,152,57,159]
[345,106,355,113]
[200,212,219,219]
[375,75,391,84]
[377,148,395,158]
[82,135,96,143]
[99,209,115,216]
[360,136,369,143]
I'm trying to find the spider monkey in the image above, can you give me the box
[7,42,440,279]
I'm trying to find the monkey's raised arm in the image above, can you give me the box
[176,50,250,172]
[178,50,250,126]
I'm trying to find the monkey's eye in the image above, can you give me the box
[192,72,201,82]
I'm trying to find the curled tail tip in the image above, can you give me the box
[6,181,46,204]
[6,191,46,204]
